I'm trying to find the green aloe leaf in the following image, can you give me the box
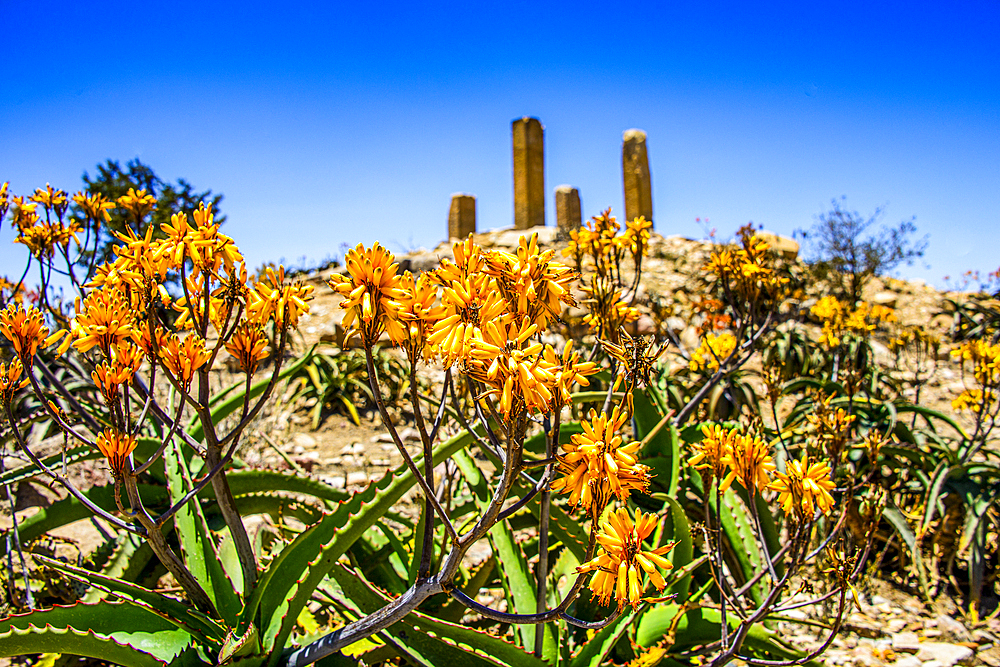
[0,626,171,667]
[453,449,558,657]
[256,428,477,663]
[165,438,243,624]
[0,600,196,665]
[330,563,547,667]
[34,553,226,644]
[883,505,930,600]
[568,609,636,667]
[226,469,348,505]
[0,483,168,559]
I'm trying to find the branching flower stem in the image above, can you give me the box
[365,347,458,543]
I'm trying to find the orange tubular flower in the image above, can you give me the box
[250,266,314,331]
[719,430,775,496]
[577,507,676,610]
[771,455,836,520]
[327,242,406,347]
[466,316,557,416]
[117,188,156,223]
[1,358,30,406]
[225,322,269,376]
[483,232,577,327]
[70,286,139,355]
[688,424,736,480]
[73,191,115,223]
[91,341,143,404]
[0,304,50,366]
[551,406,650,509]
[543,339,599,409]
[159,334,212,389]
[95,429,138,478]
[396,271,445,363]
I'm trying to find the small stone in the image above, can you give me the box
[934,615,970,642]
[292,445,305,455]
[346,471,368,486]
[398,428,421,443]
[887,619,909,634]
[892,632,921,653]
[324,475,346,489]
[871,595,891,605]
[916,642,974,666]
[292,433,317,449]
[872,292,898,308]
[894,656,921,667]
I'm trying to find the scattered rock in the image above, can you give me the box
[916,642,974,666]
[346,471,369,486]
[292,433,317,449]
[891,631,921,653]
[872,292,899,308]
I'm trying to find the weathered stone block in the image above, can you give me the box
[622,129,653,228]
[448,193,476,239]
[555,185,581,232]
[513,117,545,230]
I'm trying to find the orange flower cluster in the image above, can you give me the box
[689,425,836,521]
[329,233,592,420]
[551,406,650,510]
[577,508,676,609]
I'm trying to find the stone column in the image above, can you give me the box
[512,117,545,229]
[555,185,581,233]
[448,193,476,239]
[622,129,653,228]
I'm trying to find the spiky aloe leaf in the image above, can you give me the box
[226,469,348,506]
[253,428,477,663]
[453,449,557,658]
[0,625,171,667]
[186,350,314,442]
[330,563,547,667]
[568,609,636,667]
[34,553,227,645]
[165,438,243,623]
[0,600,196,665]
[0,483,168,559]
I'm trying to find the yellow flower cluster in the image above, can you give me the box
[95,428,139,478]
[40,192,313,400]
[0,303,52,367]
[951,388,996,412]
[0,357,29,406]
[951,339,1000,387]
[771,455,836,521]
[562,210,651,280]
[7,186,83,259]
[329,234,592,419]
[580,276,640,341]
[689,425,835,520]
[577,508,676,610]
[688,332,737,372]
[704,232,787,304]
[551,406,651,510]
[811,296,895,347]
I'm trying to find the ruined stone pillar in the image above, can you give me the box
[555,185,581,233]
[622,129,653,228]
[448,193,476,239]
[512,117,545,229]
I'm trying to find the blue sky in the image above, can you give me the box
[2,1,998,288]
